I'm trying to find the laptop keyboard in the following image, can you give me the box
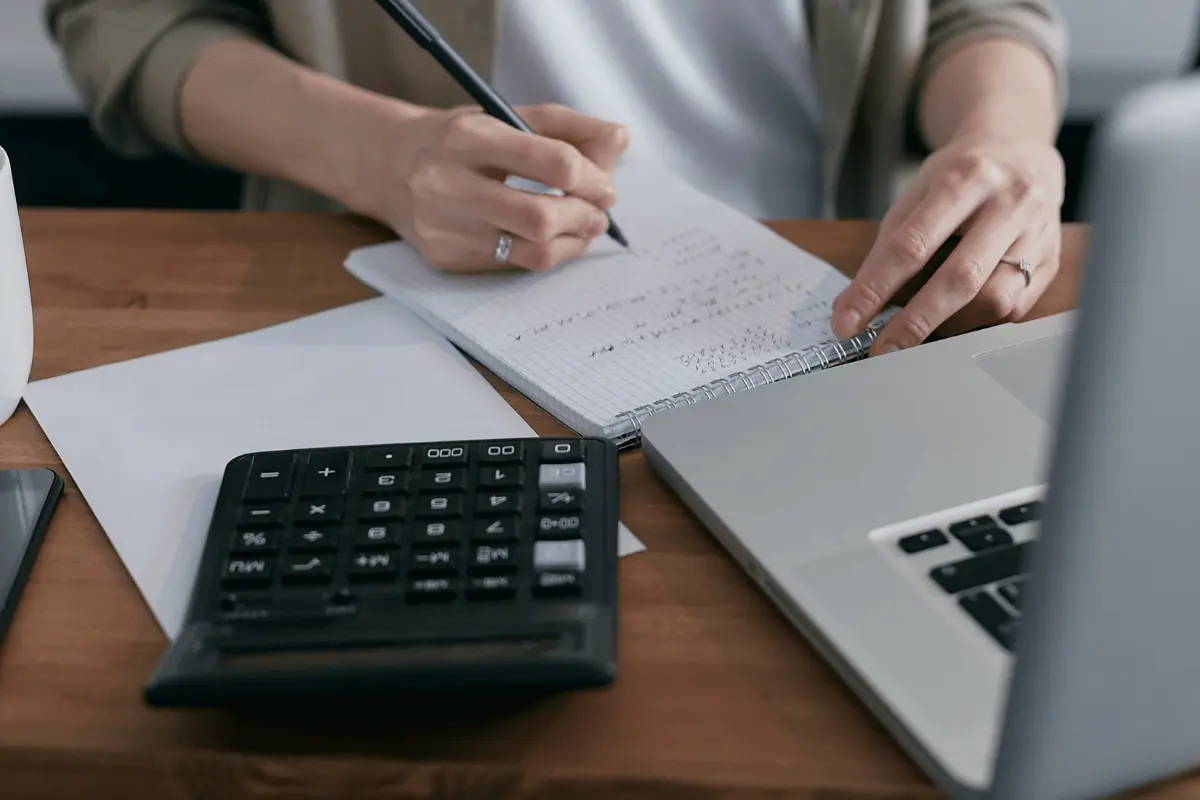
[892,498,1043,652]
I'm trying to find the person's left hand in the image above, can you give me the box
[830,131,1065,355]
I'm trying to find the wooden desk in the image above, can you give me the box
[0,211,1134,800]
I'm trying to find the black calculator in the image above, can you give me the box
[144,436,619,707]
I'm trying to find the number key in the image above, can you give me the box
[478,465,522,489]
[420,444,468,466]
[416,493,463,517]
[413,520,462,543]
[420,469,465,492]
[541,440,583,462]
[352,524,400,548]
[364,471,406,494]
[360,497,405,521]
[478,441,524,463]
[476,491,520,515]
[473,516,519,542]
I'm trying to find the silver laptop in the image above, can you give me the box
[641,74,1200,799]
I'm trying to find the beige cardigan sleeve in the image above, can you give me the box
[922,0,1069,106]
[43,0,272,157]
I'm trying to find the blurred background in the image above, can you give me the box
[2,0,1197,220]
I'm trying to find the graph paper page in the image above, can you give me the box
[345,163,855,431]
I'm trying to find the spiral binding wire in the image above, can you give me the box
[611,323,883,446]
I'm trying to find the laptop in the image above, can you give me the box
[640,74,1200,799]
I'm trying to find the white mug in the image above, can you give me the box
[0,146,34,426]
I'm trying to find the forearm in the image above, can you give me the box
[179,37,424,214]
[917,37,1060,149]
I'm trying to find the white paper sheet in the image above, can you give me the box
[24,298,643,639]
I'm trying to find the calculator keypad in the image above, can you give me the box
[214,440,604,615]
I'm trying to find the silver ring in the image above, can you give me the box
[494,233,513,265]
[1000,256,1033,288]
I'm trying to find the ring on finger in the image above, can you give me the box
[999,255,1033,288]
[494,232,514,265]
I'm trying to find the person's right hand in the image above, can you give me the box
[361,103,628,273]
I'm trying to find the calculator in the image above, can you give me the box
[144,436,619,707]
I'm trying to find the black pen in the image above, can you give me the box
[372,0,630,249]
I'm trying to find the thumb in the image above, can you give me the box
[518,103,629,171]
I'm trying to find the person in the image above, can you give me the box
[44,0,1067,355]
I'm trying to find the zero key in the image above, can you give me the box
[541,441,583,462]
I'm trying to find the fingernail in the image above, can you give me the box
[832,309,861,338]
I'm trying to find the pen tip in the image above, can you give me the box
[609,227,630,249]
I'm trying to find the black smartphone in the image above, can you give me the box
[0,468,63,641]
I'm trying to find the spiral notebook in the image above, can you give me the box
[345,163,892,448]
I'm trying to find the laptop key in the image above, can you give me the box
[956,527,1013,553]
[948,516,997,537]
[999,501,1043,526]
[997,578,1025,610]
[930,541,1031,594]
[960,591,1018,651]
[898,529,948,554]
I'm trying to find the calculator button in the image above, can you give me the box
[534,539,586,572]
[230,530,278,555]
[410,546,459,574]
[364,471,407,495]
[243,453,296,500]
[286,528,339,551]
[302,450,350,496]
[478,441,525,463]
[536,514,584,539]
[407,577,457,603]
[420,443,469,466]
[533,571,582,598]
[478,465,522,489]
[469,544,518,573]
[541,440,583,462]
[366,445,412,470]
[222,557,274,588]
[238,504,285,528]
[296,498,343,525]
[348,550,399,582]
[281,555,333,585]
[352,524,401,548]
[359,497,405,521]
[419,469,465,492]
[467,575,517,601]
[416,493,464,517]
[476,491,521,515]
[540,490,583,512]
[538,463,586,491]
[473,516,519,542]
[413,520,462,543]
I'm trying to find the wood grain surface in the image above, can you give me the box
[2,210,1181,799]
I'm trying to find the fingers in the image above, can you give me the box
[430,224,591,274]
[441,110,618,208]
[456,171,609,243]
[518,103,629,171]
[870,195,1038,355]
[935,224,1053,338]
[832,159,999,339]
